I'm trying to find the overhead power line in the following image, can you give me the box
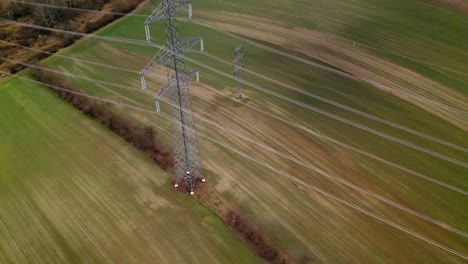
[4,58,468,238]
[0,40,140,74]
[0,70,147,109]
[200,52,468,152]
[2,10,466,119]
[229,98,468,195]
[192,21,468,115]
[182,55,468,168]
[3,51,465,194]
[6,0,467,77]
[0,56,143,93]
[2,70,468,261]
[0,22,466,167]
[1,41,463,195]
[157,97,468,237]
[210,0,468,76]
[2,17,465,117]
[0,18,152,47]
[202,132,467,261]
[2,40,466,155]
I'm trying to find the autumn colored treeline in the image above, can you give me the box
[0,0,144,75]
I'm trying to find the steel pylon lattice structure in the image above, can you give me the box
[233,43,245,99]
[139,0,205,194]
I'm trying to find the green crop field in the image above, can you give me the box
[0,74,260,263]
[1,0,467,263]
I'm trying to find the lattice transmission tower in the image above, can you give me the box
[139,0,205,195]
[233,43,245,99]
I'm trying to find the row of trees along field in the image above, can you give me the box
[1,0,113,26]
[0,0,143,75]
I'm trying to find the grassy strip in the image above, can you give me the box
[30,67,174,171]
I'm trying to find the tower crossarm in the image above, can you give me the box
[173,0,192,9]
[141,36,202,77]
[154,80,177,112]
[145,0,191,26]
[140,48,172,77]
[179,37,204,53]
[186,69,200,82]
[144,2,168,26]
[156,79,177,99]
[172,67,200,82]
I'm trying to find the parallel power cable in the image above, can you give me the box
[156,98,468,237]
[4,39,465,153]
[0,40,140,74]
[191,21,468,115]
[7,0,467,77]
[0,25,468,168]
[2,17,465,117]
[227,97,468,194]
[2,70,467,261]
[210,0,468,76]
[4,59,467,238]
[201,52,468,152]
[2,16,466,118]
[1,19,467,168]
[0,42,464,195]
[3,52,465,194]
[182,56,468,168]
[196,129,468,261]
[0,19,152,47]
[0,57,143,92]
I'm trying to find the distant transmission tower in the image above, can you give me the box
[139,0,205,195]
[233,43,245,99]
